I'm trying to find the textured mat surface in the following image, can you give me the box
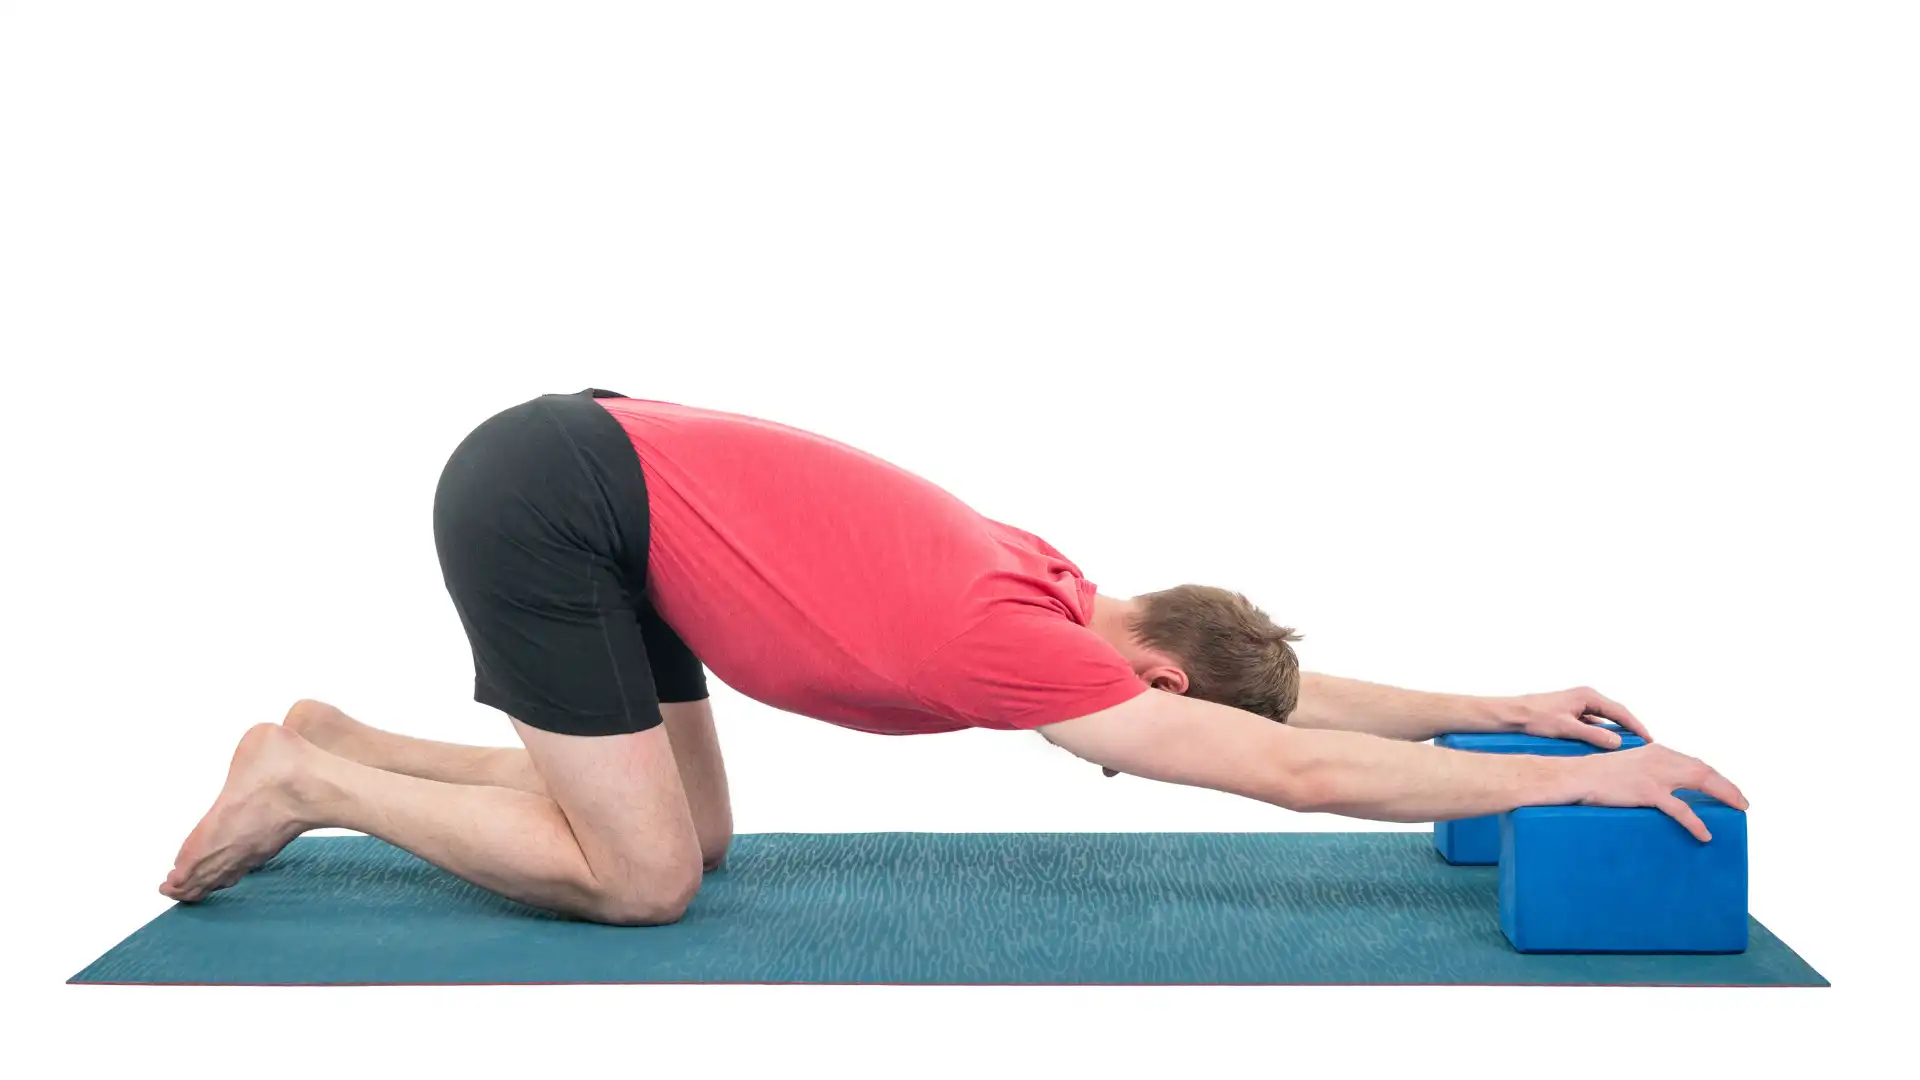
[72,832,1826,986]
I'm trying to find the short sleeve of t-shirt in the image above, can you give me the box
[909,612,1148,730]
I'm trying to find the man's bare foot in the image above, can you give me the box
[160,724,318,903]
[281,698,358,754]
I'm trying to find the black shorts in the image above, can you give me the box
[432,388,708,737]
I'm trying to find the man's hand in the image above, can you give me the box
[1573,744,1748,841]
[1493,686,1652,748]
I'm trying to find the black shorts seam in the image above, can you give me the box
[591,574,638,730]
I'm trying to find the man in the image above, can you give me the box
[163,388,1747,924]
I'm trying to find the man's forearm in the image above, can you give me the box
[1289,672,1510,741]
[1282,727,1584,822]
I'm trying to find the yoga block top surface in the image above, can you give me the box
[1437,726,1646,755]
[1516,788,1736,819]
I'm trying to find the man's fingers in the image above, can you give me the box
[1656,794,1712,842]
[1698,770,1749,811]
[1581,690,1652,742]
[1566,720,1623,750]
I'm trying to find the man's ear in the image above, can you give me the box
[1145,665,1188,695]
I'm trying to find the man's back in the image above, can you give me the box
[597,397,1144,734]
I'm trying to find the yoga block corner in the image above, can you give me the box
[1432,725,1646,865]
[1498,790,1749,954]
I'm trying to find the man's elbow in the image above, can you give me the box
[1266,753,1338,814]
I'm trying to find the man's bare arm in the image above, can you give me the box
[1289,673,1653,747]
[1038,690,1744,840]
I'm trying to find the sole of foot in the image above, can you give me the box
[161,723,313,903]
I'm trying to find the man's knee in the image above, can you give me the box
[592,868,702,926]
[701,831,732,872]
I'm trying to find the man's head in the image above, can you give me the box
[1092,585,1303,722]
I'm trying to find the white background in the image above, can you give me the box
[3,2,1914,1076]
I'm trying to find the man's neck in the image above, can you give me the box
[1088,593,1139,650]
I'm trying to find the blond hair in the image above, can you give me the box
[1129,584,1302,722]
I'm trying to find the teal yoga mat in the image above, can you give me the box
[72,832,1825,986]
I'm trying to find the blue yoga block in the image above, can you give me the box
[1499,790,1748,953]
[1432,725,1646,865]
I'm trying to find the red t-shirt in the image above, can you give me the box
[596,397,1147,734]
